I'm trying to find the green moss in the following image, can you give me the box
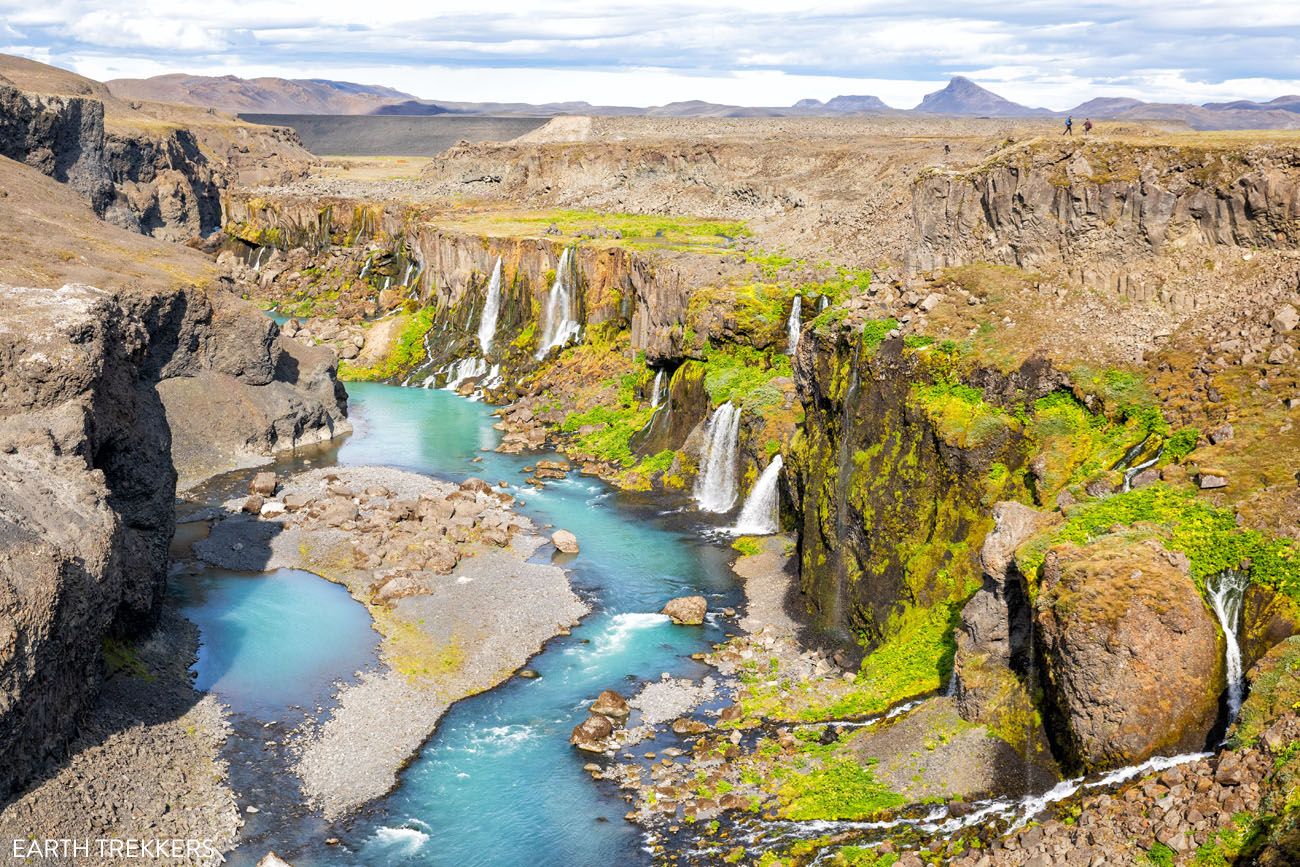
[1016,484,1299,599]
[701,344,791,410]
[1142,841,1176,867]
[860,318,899,354]
[560,404,654,467]
[777,758,905,820]
[1165,426,1201,463]
[102,637,155,682]
[339,307,435,381]
[913,381,1015,448]
[733,536,763,557]
[1234,636,1300,745]
[798,604,958,721]
[828,848,899,867]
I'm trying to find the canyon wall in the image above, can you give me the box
[0,280,348,798]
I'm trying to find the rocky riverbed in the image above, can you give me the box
[191,464,588,819]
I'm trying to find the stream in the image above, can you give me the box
[175,382,743,866]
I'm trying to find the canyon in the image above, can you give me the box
[1,53,1299,867]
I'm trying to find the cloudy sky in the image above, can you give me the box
[2,1,1298,109]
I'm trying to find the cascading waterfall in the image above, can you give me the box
[251,247,265,272]
[819,295,829,311]
[693,403,742,513]
[383,276,391,292]
[477,257,503,354]
[730,455,783,534]
[786,295,803,354]
[1121,446,1163,493]
[443,357,490,391]
[535,248,581,359]
[650,369,665,407]
[359,258,371,280]
[1207,570,1250,722]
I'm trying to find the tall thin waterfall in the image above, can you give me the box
[1207,570,1250,722]
[731,455,783,534]
[477,257,503,354]
[650,369,665,407]
[787,295,803,354]
[359,258,371,280]
[694,403,742,513]
[535,248,581,359]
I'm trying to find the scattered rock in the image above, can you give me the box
[552,529,580,554]
[571,713,615,752]
[1197,473,1229,489]
[591,690,630,721]
[249,471,278,496]
[662,595,708,625]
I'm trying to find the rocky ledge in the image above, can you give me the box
[193,465,588,818]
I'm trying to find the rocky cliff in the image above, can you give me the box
[0,82,221,240]
[910,140,1300,300]
[0,277,350,798]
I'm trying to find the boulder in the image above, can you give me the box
[257,855,294,867]
[242,494,265,514]
[259,500,286,518]
[1035,537,1223,771]
[249,471,278,496]
[552,529,580,554]
[460,477,493,494]
[662,595,708,625]
[1197,473,1229,489]
[1272,304,1298,334]
[570,713,614,752]
[590,689,630,721]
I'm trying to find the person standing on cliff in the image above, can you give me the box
[1063,115,1074,136]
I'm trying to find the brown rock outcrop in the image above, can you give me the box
[1035,536,1224,771]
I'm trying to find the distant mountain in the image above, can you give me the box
[106,74,417,114]
[1202,95,1300,113]
[1064,96,1300,131]
[1067,97,1148,117]
[914,76,1051,117]
[99,70,1300,130]
[795,95,890,112]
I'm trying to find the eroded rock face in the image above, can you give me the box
[0,83,220,240]
[0,284,175,798]
[911,144,1300,274]
[1035,537,1224,771]
[0,281,350,797]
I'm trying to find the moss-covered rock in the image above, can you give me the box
[1234,635,1300,746]
[1035,536,1224,772]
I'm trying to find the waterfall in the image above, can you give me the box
[730,455,783,534]
[359,258,371,280]
[383,276,391,291]
[443,357,489,391]
[650,369,665,407]
[251,247,265,272]
[787,295,803,354]
[1121,446,1162,493]
[693,403,742,513]
[477,257,503,354]
[1207,570,1250,723]
[535,248,581,359]
[402,262,414,286]
[819,295,829,311]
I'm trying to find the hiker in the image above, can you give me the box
[1083,118,1093,135]
[1063,115,1073,136]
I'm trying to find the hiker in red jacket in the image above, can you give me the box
[1084,118,1094,135]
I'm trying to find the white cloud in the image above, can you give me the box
[1,0,1297,109]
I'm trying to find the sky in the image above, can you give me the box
[2,1,1299,110]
